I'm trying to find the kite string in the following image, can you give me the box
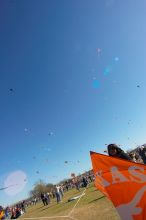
[68,188,86,217]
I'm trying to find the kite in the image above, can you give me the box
[90,151,146,220]
[24,128,31,134]
[68,193,86,202]
[48,132,54,136]
[9,88,14,92]
[0,184,18,191]
[96,48,101,58]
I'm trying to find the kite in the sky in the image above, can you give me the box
[9,88,14,92]
[137,85,140,88]
[0,184,18,191]
[96,48,101,58]
[24,128,31,134]
[0,187,8,191]
[36,171,39,174]
[64,161,68,164]
[48,132,54,136]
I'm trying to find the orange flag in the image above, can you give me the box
[90,151,146,220]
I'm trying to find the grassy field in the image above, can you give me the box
[20,184,121,220]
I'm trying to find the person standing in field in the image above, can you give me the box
[55,185,61,203]
[0,206,5,220]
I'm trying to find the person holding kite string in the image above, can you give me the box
[107,144,132,161]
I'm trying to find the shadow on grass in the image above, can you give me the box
[37,205,45,210]
[88,196,105,203]
[40,204,58,212]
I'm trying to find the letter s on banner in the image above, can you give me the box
[128,166,146,183]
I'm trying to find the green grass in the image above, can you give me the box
[20,184,121,220]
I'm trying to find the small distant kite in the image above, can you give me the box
[36,171,39,174]
[137,85,140,88]
[48,132,54,136]
[0,184,18,191]
[9,88,14,92]
[0,187,8,191]
[64,161,68,164]
[24,128,31,134]
[96,48,101,58]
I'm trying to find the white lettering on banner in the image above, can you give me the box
[95,170,110,187]
[128,166,146,183]
[95,165,146,187]
[116,185,146,220]
[111,166,129,184]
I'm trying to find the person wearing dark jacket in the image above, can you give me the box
[138,146,146,164]
[107,144,132,161]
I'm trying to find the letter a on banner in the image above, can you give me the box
[90,151,146,220]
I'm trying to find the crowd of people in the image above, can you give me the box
[0,171,94,220]
[1,143,145,219]
[39,174,94,206]
[0,201,25,219]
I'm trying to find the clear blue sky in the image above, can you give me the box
[0,0,146,206]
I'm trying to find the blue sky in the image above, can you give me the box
[0,0,146,206]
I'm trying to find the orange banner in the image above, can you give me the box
[90,151,146,220]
